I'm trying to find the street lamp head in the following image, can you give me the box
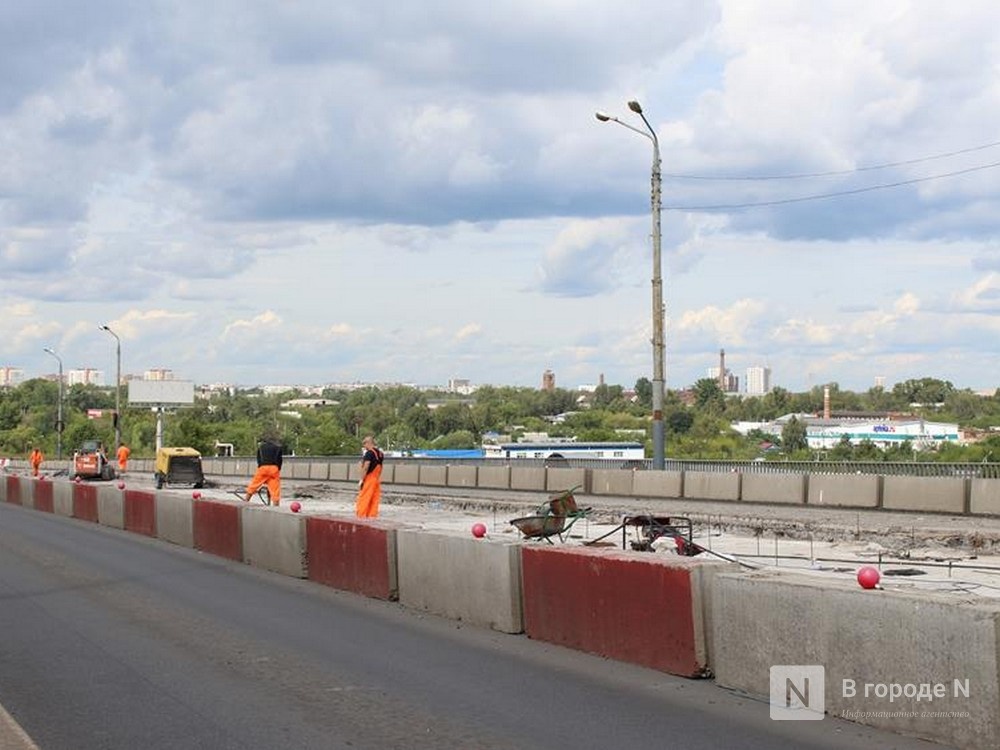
[627,100,643,114]
[44,347,54,355]
[595,111,611,122]
[99,324,110,332]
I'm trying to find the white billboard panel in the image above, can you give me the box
[128,380,195,406]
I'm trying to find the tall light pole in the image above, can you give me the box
[596,99,666,469]
[99,325,122,450]
[43,347,64,460]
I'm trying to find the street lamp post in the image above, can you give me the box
[99,325,122,450]
[43,347,64,460]
[596,100,666,469]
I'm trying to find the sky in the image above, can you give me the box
[2,1,1000,394]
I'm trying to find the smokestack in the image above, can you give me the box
[823,386,831,420]
[719,349,726,391]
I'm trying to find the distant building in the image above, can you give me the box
[67,368,104,386]
[0,367,25,387]
[746,366,772,396]
[708,366,740,393]
[144,368,175,381]
[448,377,474,395]
[874,375,886,389]
[732,414,961,450]
[541,369,555,391]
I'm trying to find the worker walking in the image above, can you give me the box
[29,446,44,477]
[355,435,384,518]
[245,435,282,506]
[116,443,131,474]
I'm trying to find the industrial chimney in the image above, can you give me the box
[718,349,726,391]
[823,385,831,420]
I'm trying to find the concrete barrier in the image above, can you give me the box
[193,498,242,561]
[808,473,880,508]
[632,470,683,498]
[591,468,634,496]
[397,531,523,633]
[683,471,741,502]
[308,462,329,481]
[546,467,587,494]
[328,462,349,481]
[73,483,99,523]
[882,476,966,513]
[306,516,400,600]
[33,478,54,513]
[419,464,447,487]
[969,479,1000,515]
[741,472,806,505]
[446,465,477,488]
[156,491,194,548]
[96,484,124,529]
[53,481,73,517]
[477,464,510,489]
[241,505,307,578]
[510,467,546,491]
[392,463,419,486]
[0,473,6,502]
[380,463,394,484]
[287,460,310,480]
[521,546,729,677]
[711,570,1000,750]
[123,490,157,537]
[5,475,22,505]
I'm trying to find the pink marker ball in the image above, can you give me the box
[74,476,82,484]
[471,522,487,538]
[289,501,302,513]
[117,481,125,490]
[857,565,881,589]
[192,490,202,499]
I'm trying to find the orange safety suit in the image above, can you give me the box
[117,444,131,473]
[29,448,43,477]
[246,439,282,506]
[355,446,384,518]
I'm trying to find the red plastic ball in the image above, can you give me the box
[290,501,301,513]
[472,522,487,538]
[857,565,881,589]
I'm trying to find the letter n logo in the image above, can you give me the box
[770,665,825,720]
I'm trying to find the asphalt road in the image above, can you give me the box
[0,503,949,750]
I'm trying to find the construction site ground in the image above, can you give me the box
[196,474,1000,601]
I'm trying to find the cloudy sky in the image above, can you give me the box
[3,1,999,394]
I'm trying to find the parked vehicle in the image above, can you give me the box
[154,446,205,489]
[72,440,115,481]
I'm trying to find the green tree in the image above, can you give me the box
[781,416,808,452]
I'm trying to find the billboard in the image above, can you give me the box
[127,380,195,406]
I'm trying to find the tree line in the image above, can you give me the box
[3,375,1000,462]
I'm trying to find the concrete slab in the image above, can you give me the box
[397,530,523,633]
[883,476,966,514]
[97,484,125,529]
[712,570,1000,750]
[156,491,194,548]
[741,472,806,505]
[808,473,880,508]
[241,505,308,578]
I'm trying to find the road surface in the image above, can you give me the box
[0,503,948,749]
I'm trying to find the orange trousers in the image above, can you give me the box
[246,465,281,506]
[355,464,382,518]
[31,462,41,477]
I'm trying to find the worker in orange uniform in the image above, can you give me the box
[245,435,282,506]
[116,443,131,474]
[29,446,44,477]
[355,435,384,518]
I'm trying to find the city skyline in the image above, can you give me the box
[1,3,998,392]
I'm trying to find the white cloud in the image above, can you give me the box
[0,2,998,392]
